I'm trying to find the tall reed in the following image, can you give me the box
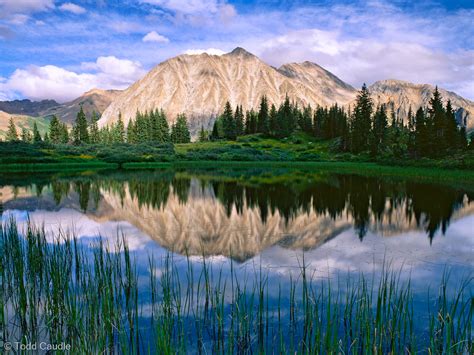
[0,219,471,353]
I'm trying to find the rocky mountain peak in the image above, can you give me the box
[225,47,256,58]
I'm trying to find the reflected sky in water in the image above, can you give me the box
[1,168,472,294]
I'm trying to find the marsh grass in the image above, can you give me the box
[0,219,472,353]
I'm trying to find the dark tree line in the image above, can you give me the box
[209,85,471,158]
[25,107,191,145]
[5,86,472,159]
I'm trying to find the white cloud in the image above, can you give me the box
[142,31,169,43]
[141,0,236,26]
[142,0,220,14]
[0,0,54,15]
[259,27,474,99]
[59,3,86,15]
[0,57,146,102]
[184,48,225,56]
[8,14,29,25]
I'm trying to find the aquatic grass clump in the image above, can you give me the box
[0,219,472,353]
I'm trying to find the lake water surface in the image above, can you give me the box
[1,167,472,351]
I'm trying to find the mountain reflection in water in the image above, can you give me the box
[1,169,472,261]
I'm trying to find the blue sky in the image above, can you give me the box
[0,0,472,102]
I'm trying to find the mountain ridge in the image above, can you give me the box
[98,47,474,135]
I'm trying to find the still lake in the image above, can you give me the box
[1,166,472,350]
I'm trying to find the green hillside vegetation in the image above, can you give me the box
[0,115,51,139]
[1,86,473,171]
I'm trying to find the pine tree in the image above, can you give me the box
[49,115,62,144]
[257,96,269,134]
[370,104,388,156]
[32,122,42,143]
[222,101,236,140]
[458,126,468,150]
[414,107,427,157]
[6,118,18,141]
[127,120,136,144]
[43,132,50,143]
[157,110,170,143]
[171,114,191,143]
[313,107,325,138]
[350,84,373,153]
[444,100,459,151]
[89,111,100,143]
[113,113,125,143]
[198,126,208,142]
[277,95,294,138]
[60,123,69,144]
[21,127,31,142]
[428,87,446,156]
[234,105,244,137]
[210,118,223,140]
[299,106,313,134]
[245,109,257,135]
[269,104,278,136]
[73,106,89,144]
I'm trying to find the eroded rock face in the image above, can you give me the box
[367,80,474,128]
[99,48,357,135]
[42,88,122,124]
[98,48,474,136]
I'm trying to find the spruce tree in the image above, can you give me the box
[277,95,294,138]
[171,114,191,143]
[257,96,269,134]
[458,127,468,150]
[89,111,100,144]
[370,104,388,156]
[199,126,208,142]
[414,107,428,157]
[444,100,459,150]
[49,115,62,144]
[234,105,244,137]
[210,118,222,140]
[299,106,313,134]
[73,106,89,144]
[350,84,373,153]
[114,113,125,143]
[6,118,18,141]
[269,104,278,136]
[21,127,31,142]
[245,109,257,135]
[222,101,236,140]
[32,122,42,143]
[60,123,69,144]
[157,110,170,143]
[428,87,446,156]
[127,120,136,144]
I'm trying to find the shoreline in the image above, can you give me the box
[1,160,474,185]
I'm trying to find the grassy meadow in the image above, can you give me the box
[1,133,473,173]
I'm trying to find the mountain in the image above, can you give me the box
[41,89,122,124]
[0,111,50,139]
[367,80,473,127]
[99,47,474,136]
[0,99,58,116]
[0,89,121,127]
[99,47,357,134]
